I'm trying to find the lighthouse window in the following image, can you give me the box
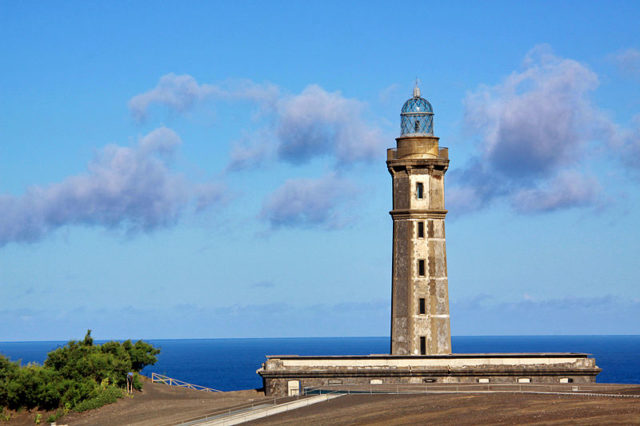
[418,259,425,276]
[417,221,424,238]
[420,337,426,355]
[416,182,424,199]
[419,298,426,314]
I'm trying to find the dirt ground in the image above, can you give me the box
[248,391,640,425]
[3,378,269,426]
[4,383,640,425]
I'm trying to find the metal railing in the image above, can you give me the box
[303,383,640,398]
[151,372,223,392]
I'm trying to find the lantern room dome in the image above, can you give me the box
[401,96,433,114]
[400,86,434,136]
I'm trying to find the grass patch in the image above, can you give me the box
[73,386,123,413]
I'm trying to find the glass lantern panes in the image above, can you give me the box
[400,96,433,136]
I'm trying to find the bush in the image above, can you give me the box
[73,386,122,413]
[0,331,160,414]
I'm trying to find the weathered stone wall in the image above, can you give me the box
[388,136,451,355]
[258,355,601,397]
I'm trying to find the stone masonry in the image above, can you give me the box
[387,136,451,355]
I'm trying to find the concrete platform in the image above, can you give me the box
[257,353,601,396]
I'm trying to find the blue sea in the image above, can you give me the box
[0,336,638,391]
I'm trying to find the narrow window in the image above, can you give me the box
[420,337,426,355]
[416,182,424,199]
[418,259,425,276]
[419,298,426,315]
[417,221,424,238]
[414,120,420,132]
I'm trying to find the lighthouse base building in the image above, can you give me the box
[257,87,600,396]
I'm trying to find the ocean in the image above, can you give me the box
[0,336,638,391]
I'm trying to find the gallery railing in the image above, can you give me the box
[303,383,640,398]
[150,372,223,392]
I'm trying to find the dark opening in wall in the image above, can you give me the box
[418,259,425,276]
[417,221,424,238]
[416,182,424,199]
[419,298,426,314]
[420,336,426,355]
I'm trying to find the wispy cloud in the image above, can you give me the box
[610,114,640,173]
[260,173,357,229]
[251,281,276,289]
[0,127,225,247]
[128,74,279,122]
[512,171,601,213]
[609,48,640,77]
[0,300,389,340]
[129,75,389,231]
[274,85,385,166]
[452,294,640,335]
[130,75,386,169]
[451,45,605,214]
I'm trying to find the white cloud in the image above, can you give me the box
[274,85,385,165]
[128,74,220,122]
[130,75,386,168]
[451,45,605,214]
[512,171,601,213]
[260,174,357,229]
[128,74,280,122]
[610,48,640,77]
[0,127,225,247]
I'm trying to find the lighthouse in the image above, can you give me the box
[387,85,452,355]
[258,85,600,396]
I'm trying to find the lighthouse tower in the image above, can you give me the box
[387,85,451,355]
[258,85,602,397]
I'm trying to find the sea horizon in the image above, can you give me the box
[2,333,639,344]
[2,335,639,390]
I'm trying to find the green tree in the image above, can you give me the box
[1,332,160,413]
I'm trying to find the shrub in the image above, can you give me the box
[73,386,122,413]
[0,331,160,414]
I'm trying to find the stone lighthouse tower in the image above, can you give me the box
[258,86,602,396]
[387,85,451,355]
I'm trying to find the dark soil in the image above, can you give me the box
[247,389,640,425]
[4,383,640,425]
[3,377,268,426]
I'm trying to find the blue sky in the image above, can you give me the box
[1,1,639,341]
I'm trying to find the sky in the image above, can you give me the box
[1,1,639,341]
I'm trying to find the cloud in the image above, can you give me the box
[0,300,390,340]
[512,171,601,213]
[451,294,640,335]
[225,129,275,172]
[130,75,386,168]
[260,174,357,229]
[0,127,225,247]
[611,115,640,172]
[610,48,640,77]
[274,85,385,165]
[129,74,220,122]
[128,74,280,123]
[451,45,605,214]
